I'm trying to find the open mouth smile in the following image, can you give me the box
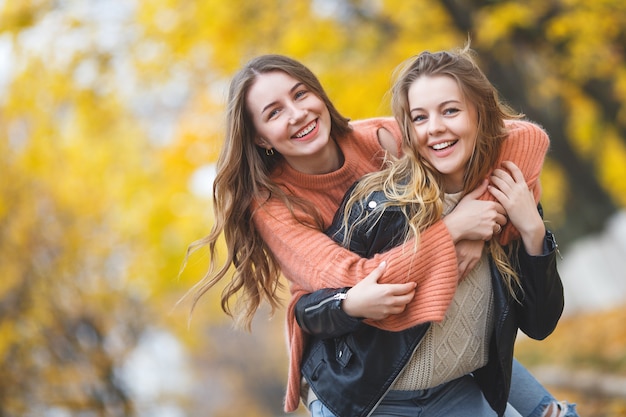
[293,120,317,139]
[431,140,458,151]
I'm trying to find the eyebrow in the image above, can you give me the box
[261,82,305,115]
[410,99,462,114]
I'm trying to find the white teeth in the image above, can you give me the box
[295,121,316,138]
[432,141,454,150]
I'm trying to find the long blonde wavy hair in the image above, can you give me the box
[184,55,352,329]
[341,46,524,298]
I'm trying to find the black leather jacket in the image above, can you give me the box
[296,189,564,417]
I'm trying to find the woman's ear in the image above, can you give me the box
[255,137,269,149]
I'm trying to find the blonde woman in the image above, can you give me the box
[296,48,576,417]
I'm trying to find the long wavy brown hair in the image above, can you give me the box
[183,55,352,329]
[340,45,524,297]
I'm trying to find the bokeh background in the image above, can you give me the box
[2,0,626,416]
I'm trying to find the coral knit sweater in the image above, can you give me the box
[251,117,549,413]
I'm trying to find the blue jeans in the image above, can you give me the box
[310,374,497,417]
[309,359,579,417]
[509,359,578,417]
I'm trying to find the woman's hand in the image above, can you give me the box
[443,180,508,242]
[455,239,485,280]
[489,161,546,255]
[342,262,417,320]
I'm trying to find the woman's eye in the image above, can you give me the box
[268,108,280,119]
[412,114,426,122]
[294,89,308,99]
[444,107,460,116]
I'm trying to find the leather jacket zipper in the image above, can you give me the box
[365,327,429,417]
[303,292,347,314]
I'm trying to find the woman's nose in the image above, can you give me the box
[288,104,307,124]
[428,115,445,135]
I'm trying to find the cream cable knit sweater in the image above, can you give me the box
[391,192,494,391]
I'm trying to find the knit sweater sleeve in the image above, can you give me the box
[486,119,550,245]
[253,201,458,331]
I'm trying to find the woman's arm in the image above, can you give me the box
[489,161,546,255]
[486,120,550,244]
[295,262,417,338]
[295,287,363,338]
[253,201,458,331]
[488,162,564,338]
[515,229,564,339]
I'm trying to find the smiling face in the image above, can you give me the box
[408,74,478,193]
[246,71,336,174]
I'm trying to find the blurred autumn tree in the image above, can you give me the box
[1,0,625,416]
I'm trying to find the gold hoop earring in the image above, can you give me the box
[265,148,274,156]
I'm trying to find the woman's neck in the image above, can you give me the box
[443,177,464,194]
[288,138,344,174]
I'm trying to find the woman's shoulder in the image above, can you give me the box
[504,119,550,148]
[350,116,398,129]
[348,117,402,155]
[498,119,550,183]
